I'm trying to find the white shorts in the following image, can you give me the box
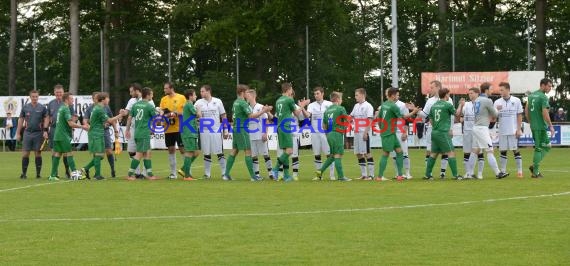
[278,134,299,157]
[311,133,330,155]
[200,133,223,155]
[250,139,269,156]
[462,130,473,153]
[353,132,371,154]
[499,135,518,151]
[425,126,432,151]
[127,127,136,153]
[472,126,493,151]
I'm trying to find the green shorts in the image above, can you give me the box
[431,131,454,153]
[135,137,151,153]
[232,130,251,150]
[531,129,551,152]
[381,134,401,152]
[327,131,344,155]
[278,126,293,149]
[88,135,105,154]
[53,139,72,153]
[182,136,199,152]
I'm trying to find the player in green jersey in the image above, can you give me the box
[525,78,554,178]
[49,93,89,181]
[80,92,125,180]
[376,88,420,181]
[314,92,351,181]
[271,83,310,182]
[179,89,201,181]
[223,84,272,181]
[125,88,161,180]
[424,88,462,180]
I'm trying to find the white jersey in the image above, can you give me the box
[462,101,475,131]
[194,97,226,132]
[395,100,409,134]
[494,96,523,135]
[420,96,454,126]
[293,104,303,136]
[307,100,332,132]
[125,97,155,128]
[248,103,267,140]
[350,101,374,133]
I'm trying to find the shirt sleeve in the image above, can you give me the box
[542,96,550,110]
[392,104,403,118]
[129,106,136,117]
[366,104,374,118]
[218,99,226,115]
[177,95,186,113]
[65,108,72,121]
[516,99,524,114]
[243,101,251,115]
[159,97,166,110]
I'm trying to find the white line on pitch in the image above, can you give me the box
[1,191,568,223]
[0,180,72,193]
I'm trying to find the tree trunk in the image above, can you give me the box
[437,0,449,71]
[535,0,547,71]
[103,0,111,92]
[8,0,17,96]
[69,0,80,94]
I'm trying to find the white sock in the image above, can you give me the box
[314,155,322,172]
[367,158,375,177]
[478,156,485,177]
[169,153,176,175]
[264,156,273,174]
[499,152,508,173]
[329,163,335,178]
[515,152,523,173]
[467,153,478,175]
[218,154,226,176]
[440,157,449,175]
[358,157,366,176]
[253,157,260,175]
[487,153,500,175]
[204,155,212,177]
[403,155,410,176]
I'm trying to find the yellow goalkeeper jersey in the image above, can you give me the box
[160,93,187,133]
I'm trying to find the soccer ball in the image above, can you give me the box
[71,170,83,181]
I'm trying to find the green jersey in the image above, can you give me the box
[54,104,73,141]
[131,100,156,138]
[527,90,550,130]
[378,100,403,136]
[231,97,251,130]
[89,104,109,137]
[429,100,455,132]
[181,102,199,138]
[275,95,296,131]
[323,104,348,133]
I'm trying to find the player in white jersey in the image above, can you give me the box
[194,85,227,179]
[245,89,274,180]
[349,88,375,180]
[456,95,485,179]
[124,83,155,178]
[390,99,412,179]
[494,82,524,177]
[302,87,335,180]
[418,80,454,178]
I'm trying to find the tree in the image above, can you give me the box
[8,0,17,95]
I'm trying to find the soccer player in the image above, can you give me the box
[423,88,462,180]
[271,82,310,182]
[84,92,120,178]
[525,78,555,178]
[246,89,274,180]
[81,93,126,180]
[350,88,375,180]
[16,89,49,179]
[125,88,160,180]
[49,93,89,181]
[314,91,351,181]
[391,92,413,179]
[377,88,419,181]
[223,85,272,181]
[456,92,485,179]
[180,89,201,180]
[302,87,335,180]
[124,83,155,178]
[47,84,74,179]
[194,85,227,179]
[419,80,454,178]
[465,86,509,179]
[494,82,524,177]
[160,82,187,179]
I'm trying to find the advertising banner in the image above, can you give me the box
[421,71,545,95]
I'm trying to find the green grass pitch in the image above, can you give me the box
[0,147,569,265]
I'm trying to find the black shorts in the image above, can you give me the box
[23,131,44,151]
[165,132,184,148]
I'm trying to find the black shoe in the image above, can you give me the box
[440,172,446,179]
[111,170,116,178]
[65,172,71,180]
[423,176,434,181]
[94,176,105,180]
[496,172,510,179]
[20,174,27,179]
[36,174,41,179]
[528,165,535,177]
[135,174,145,179]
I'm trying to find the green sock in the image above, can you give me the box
[129,159,140,176]
[225,155,236,176]
[281,153,291,176]
[320,156,335,173]
[533,149,541,175]
[93,156,102,176]
[426,157,436,177]
[395,152,404,176]
[334,158,344,178]
[245,156,255,178]
[183,157,192,176]
[448,157,458,177]
[378,155,388,177]
[51,156,60,177]
[84,157,95,171]
[190,156,198,175]
[143,159,152,176]
[66,156,76,171]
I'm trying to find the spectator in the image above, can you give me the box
[4,112,18,151]
[554,108,567,122]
